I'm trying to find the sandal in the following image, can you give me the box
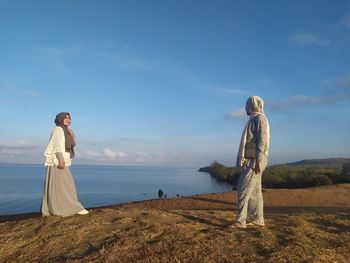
[230,222,246,229]
[246,222,265,228]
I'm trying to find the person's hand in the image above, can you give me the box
[254,162,261,174]
[58,160,65,170]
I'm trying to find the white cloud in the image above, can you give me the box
[225,94,350,117]
[80,150,103,158]
[40,43,246,98]
[79,147,126,160]
[135,152,153,162]
[98,51,165,73]
[342,14,350,28]
[100,50,247,96]
[224,108,246,120]
[41,45,82,71]
[21,89,42,97]
[261,78,273,86]
[135,152,180,163]
[323,73,350,88]
[207,85,246,96]
[80,150,189,164]
[41,43,165,74]
[0,78,41,97]
[0,80,12,93]
[288,32,331,47]
[268,94,350,112]
[0,140,41,157]
[102,147,126,159]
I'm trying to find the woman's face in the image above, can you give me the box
[63,114,71,126]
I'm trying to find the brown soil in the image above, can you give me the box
[1,184,350,262]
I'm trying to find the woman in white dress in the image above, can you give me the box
[233,96,270,228]
[41,112,89,217]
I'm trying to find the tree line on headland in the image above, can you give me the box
[199,158,350,189]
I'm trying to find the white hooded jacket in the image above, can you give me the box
[236,96,270,167]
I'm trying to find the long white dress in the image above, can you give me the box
[41,127,85,217]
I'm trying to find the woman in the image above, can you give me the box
[233,96,270,228]
[41,112,89,217]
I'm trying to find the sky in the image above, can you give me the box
[0,0,350,167]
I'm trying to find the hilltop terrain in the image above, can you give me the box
[1,184,350,262]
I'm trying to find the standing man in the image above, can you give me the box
[233,96,270,229]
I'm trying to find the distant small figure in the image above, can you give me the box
[158,189,164,198]
[164,194,167,198]
[176,194,179,197]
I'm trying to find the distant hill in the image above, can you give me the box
[284,158,350,168]
[199,158,350,189]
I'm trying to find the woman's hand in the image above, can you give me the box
[58,160,65,170]
[254,162,261,174]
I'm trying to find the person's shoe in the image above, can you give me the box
[246,221,265,228]
[78,209,89,215]
[230,222,246,229]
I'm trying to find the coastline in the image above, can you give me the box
[2,183,350,220]
[1,184,350,262]
[0,164,232,216]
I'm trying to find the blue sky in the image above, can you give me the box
[0,0,350,166]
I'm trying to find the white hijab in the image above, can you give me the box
[236,96,270,167]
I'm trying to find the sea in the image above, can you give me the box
[0,163,232,216]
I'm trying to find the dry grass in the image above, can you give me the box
[1,184,350,262]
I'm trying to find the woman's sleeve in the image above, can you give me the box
[55,152,65,161]
[51,127,65,154]
[255,115,268,164]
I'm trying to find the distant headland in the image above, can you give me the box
[199,158,350,189]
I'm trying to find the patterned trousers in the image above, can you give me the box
[236,155,268,227]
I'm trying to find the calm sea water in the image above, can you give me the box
[0,164,232,215]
